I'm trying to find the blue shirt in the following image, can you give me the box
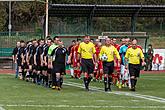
[119,45,128,65]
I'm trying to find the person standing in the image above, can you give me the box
[145,44,154,71]
[125,39,146,91]
[12,41,20,78]
[51,40,68,90]
[99,38,121,92]
[78,36,97,91]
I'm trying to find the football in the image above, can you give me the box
[101,54,108,61]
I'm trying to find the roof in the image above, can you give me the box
[49,4,165,17]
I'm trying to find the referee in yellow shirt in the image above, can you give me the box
[99,38,121,92]
[125,39,146,91]
[78,36,97,91]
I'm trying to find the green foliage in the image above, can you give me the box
[0,2,7,31]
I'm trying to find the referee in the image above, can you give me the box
[78,36,97,91]
[125,39,146,91]
[99,38,121,92]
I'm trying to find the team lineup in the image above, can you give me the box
[12,35,145,92]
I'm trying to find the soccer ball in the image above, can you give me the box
[101,54,108,61]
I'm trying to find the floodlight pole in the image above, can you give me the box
[45,0,48,38]
[9,1,12,37]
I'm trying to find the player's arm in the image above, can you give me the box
[67,47,73,64]
[12,48,16,62]
[39,48,43,66]
[77,44,81,62]
[21,52,24,65]
[114,47,121,62]
[34,51,37,65]
[124,49,129,69]
[140,50,145,66]
[99,47,103,60]
[43,49,47,66]
[92,46,97,63]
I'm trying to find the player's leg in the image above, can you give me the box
[70,65,74,78]
[103,62,110,92]
[81,59,89,90]
[51,67,56,89]
[129,64,136,91]
[56,72,61,90]
[108,62,114,91]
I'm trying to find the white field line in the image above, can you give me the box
[0,106,5,110]
[64,81,165,103]
[1,104,165,109]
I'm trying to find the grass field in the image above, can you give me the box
[0,73,165,110]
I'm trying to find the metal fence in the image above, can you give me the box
[0,32,42,57]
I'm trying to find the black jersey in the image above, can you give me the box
[17,47,25,60]
[51,47,68,65]
[35,46,43,61]
[12,47,18,56]
[29,45,35,58]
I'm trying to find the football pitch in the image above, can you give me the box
[0,73,165,110]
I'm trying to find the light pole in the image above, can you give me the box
[45,0,48,38]
[8,1,12,37]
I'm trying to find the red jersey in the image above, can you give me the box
[71,45,79,67]
[113,44,120,51]
[95,45,101,58]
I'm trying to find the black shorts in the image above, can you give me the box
[81,58,94,74]
[47,68,52,74]
[52,64,65,74]
[42,65,48,71]
[22,62,29,70]
[29,57,34,65]
[129,64,140,78]
[33,65,42,71]
[103,61,114,75]
[17,59,22,66]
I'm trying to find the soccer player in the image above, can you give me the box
[94,39,103,82]
[144,44,154,71]
[51,40,68,90]
[27,39,37,83]
[48,36,60,89]
[23,41,32,81]
[68,39,81,79]
[68,40,76,78]
[12,41,20,78]
[34,39,44,85]
[125,39,146,91]
[78,36,96,91]
[99,38,121,92]
[17,40,26,80]
[43,38,52,87]
[111,38,121,85]
[119,37,130,88]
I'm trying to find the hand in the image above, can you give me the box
[41,62,43,67]
[142,61,146,66]
[48,64,53,69]
[125,64,128,69]
[34,62,37,66]
[77,62,80,67]
[45,62,47,66]
[67,60,71,64]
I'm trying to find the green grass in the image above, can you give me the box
[0,73,165,110]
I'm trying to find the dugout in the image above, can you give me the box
[48,4,165,50]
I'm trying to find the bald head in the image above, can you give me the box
[132,39,137,49]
